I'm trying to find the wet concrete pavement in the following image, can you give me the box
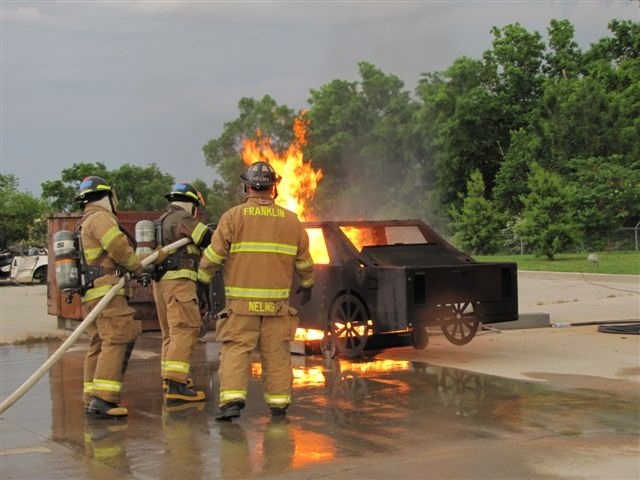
[1,272,639,479]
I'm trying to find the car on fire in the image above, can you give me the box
[280,219,518,358]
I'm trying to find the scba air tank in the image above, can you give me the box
[53,230,80,292]
[135,220,156,273]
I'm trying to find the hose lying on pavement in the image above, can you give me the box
[551,320,640,335]
[597,323,640,335]
[0,237,191,415]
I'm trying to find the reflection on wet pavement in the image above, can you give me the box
[1,337,638,479]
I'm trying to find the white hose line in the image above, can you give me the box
[0,237,191,415]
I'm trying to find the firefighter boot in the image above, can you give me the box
[269,405,289,416]
[215,400,245,421]
[164,379,205,405]
[162,377,194,391]
[86,396,128,419]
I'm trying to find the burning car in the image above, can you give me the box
[292,219,517,358]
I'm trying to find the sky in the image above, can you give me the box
[1,1,638,196]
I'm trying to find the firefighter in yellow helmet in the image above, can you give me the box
[198,161,314,421]
[74,176,144,419]
[153,182,214,405]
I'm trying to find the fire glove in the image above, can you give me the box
[198,310,211,338]
[196,281,210,312]
[196,281,211,337]
[296,286,313,305]
[153,247,170,265]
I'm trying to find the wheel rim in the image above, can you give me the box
[328,292,370,358]
[440,302,479,345]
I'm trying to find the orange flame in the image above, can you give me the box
[241,115,323,222]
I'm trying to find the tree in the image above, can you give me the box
[514,163,580,259]
[544,19,582,80]
[307,61,424,219]
[417,21,546,213]
[450,170,503,255]
[41,162,175,213]
[0,175,50,250]
[567,155,640,249]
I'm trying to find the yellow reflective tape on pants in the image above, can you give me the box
[83,382,94,394]
[220,390,247,403]
[264,393,291,406]
[92,378,122,393]
[164,360,190,374]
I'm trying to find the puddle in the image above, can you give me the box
[1,339,639,479]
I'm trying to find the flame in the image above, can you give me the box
[241,115,323,222]
[340,226,374,252]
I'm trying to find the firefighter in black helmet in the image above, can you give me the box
[198,161,314,421]
[74,176,144,419]
[153,182,214,405]
[240,161,281,195]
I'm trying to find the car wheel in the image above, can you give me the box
[33,266,48,284]
[328,292,371,358]
[440,302,479,345]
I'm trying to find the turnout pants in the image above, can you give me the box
[83,295,138,405]
[153,278,201,384]
[216,308,299,409]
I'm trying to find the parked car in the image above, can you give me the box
[10,246,49,284]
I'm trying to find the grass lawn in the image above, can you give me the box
[475,251,640,275]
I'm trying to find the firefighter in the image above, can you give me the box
[75,176,144,419]
[153,182,214,404]
[198,161,314,421]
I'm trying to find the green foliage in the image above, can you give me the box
[450,170,503,255]
[41,162,174,212]
[567,155,640,249]
[41,162,110,212]
[0,175,50,250]
[514,163,580,259]
[308,61,425,219]
[109,164,174,211]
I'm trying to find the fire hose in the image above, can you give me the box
[0,237,191,415]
